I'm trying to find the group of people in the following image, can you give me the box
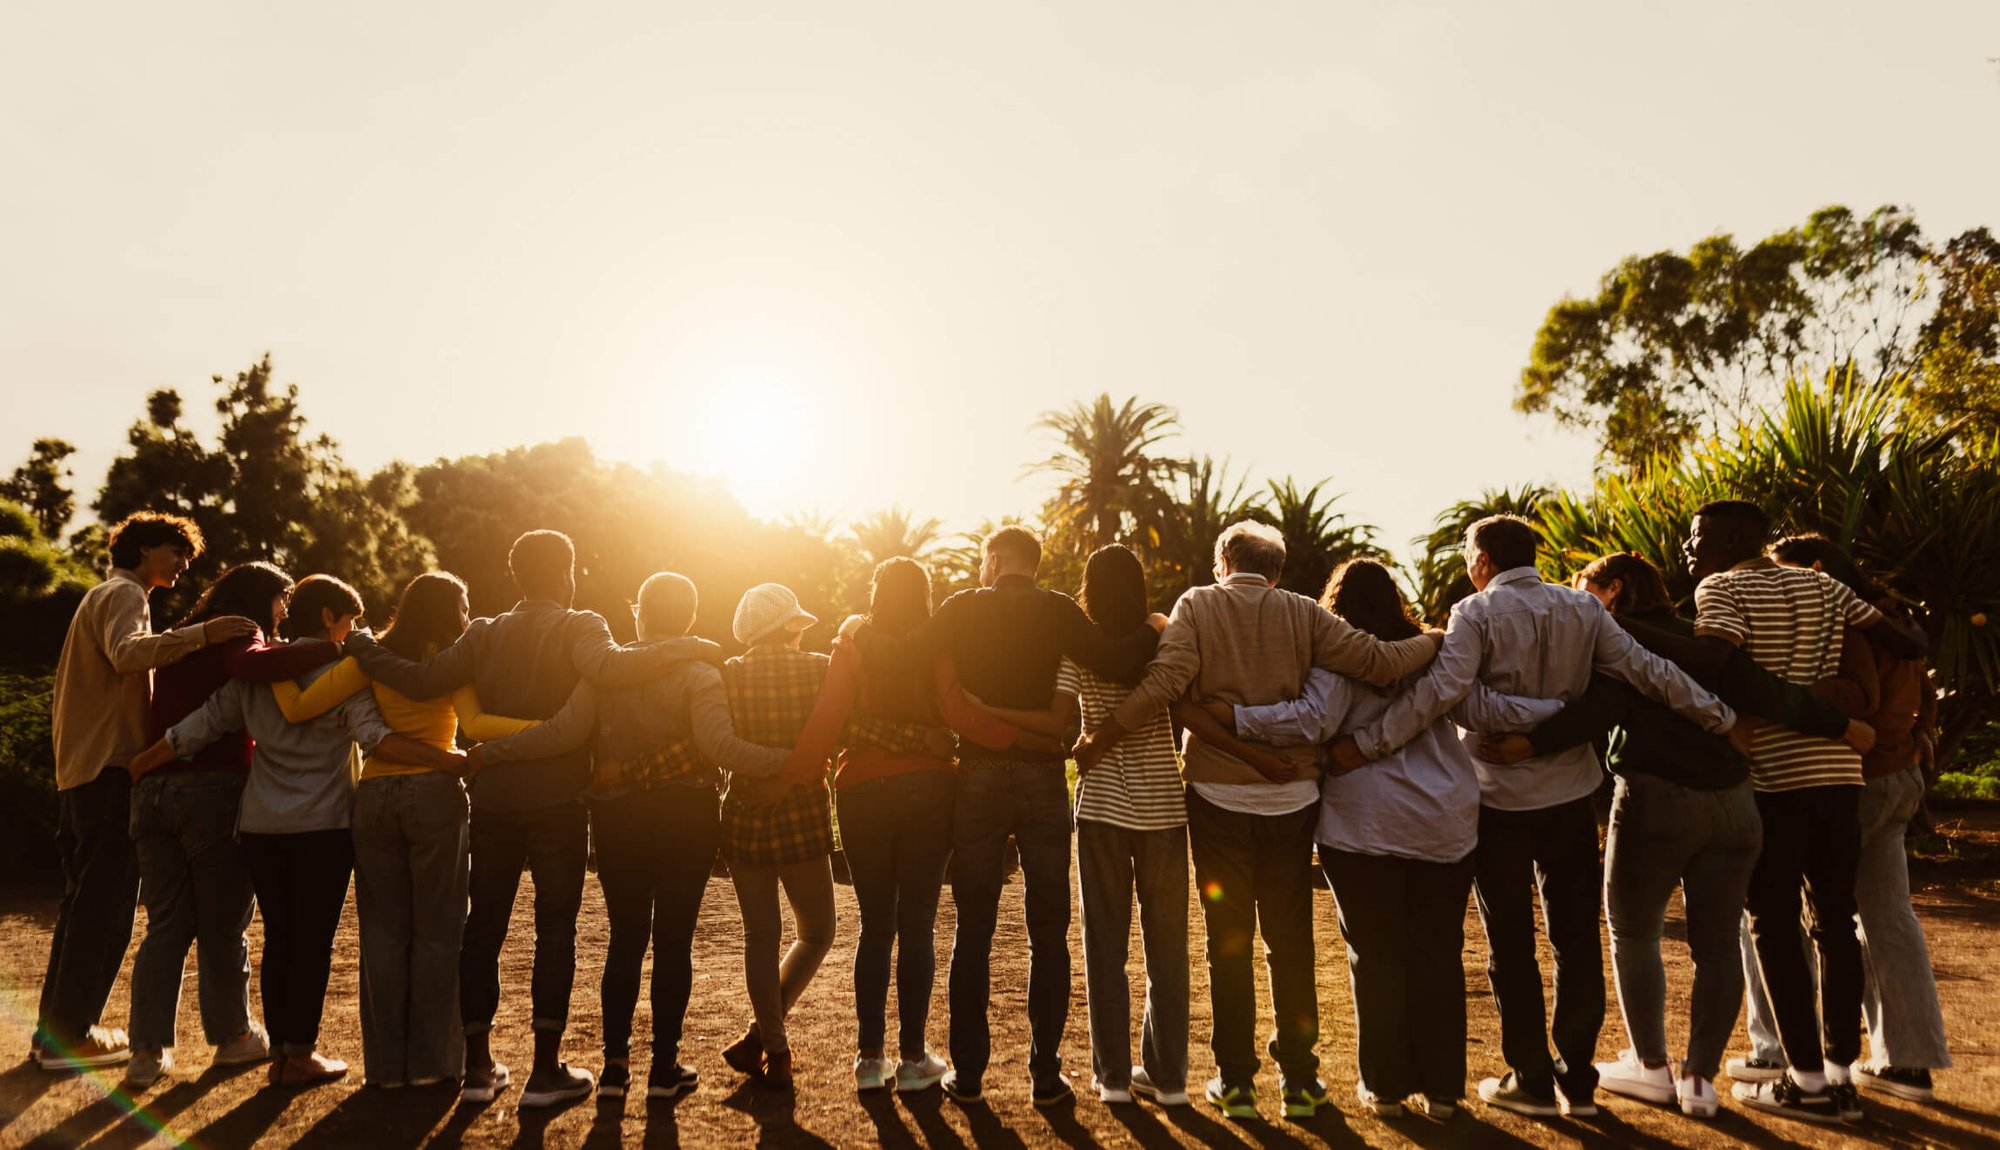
[32,501,1950,1129]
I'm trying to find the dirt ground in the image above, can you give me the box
[2,811,1997,1150]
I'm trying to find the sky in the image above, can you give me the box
[4,2,1998,563]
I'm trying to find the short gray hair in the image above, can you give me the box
[1215,521,1285,579]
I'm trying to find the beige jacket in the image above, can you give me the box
[51,569,208,790]
[1111,574,1439,786]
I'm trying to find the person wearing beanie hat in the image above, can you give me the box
[733,583,819,648]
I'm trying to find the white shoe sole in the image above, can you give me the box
[520,1082,595,1109]
[41,1053,132,1072]
[462,1066,512,1104]
[1600,1079,1677,1106]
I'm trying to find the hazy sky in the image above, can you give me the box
[5,2,1997,561]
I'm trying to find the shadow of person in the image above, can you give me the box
[1390,1107,1544,1150]
[82,1068,234,1150]
[288,1081,458,1150]
[181,1083,297,1148]
[0,1057,61,1132]
[896,1086,971,1150]
[717,1078,840,1149]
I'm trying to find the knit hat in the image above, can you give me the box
[732,582,818,646]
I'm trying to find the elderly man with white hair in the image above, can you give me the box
[1073,521,1441,1121]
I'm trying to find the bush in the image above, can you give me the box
[0,502,35,541]
[0,671,59,874]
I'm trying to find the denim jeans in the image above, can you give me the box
[1603,774,1761,1080]
[837,771,955,1057]
[39,769,139,1043]
[1745,784,1863,1074]
[127,771,255,1052]
[947,762,1072,1085]
[240,829,354,1054]
[1186,789,1319,1088]
[1473,796,1605,1100]
[1322,847,1475,1102]
[460,801,588,1035]
[352,772,469,1083]
[591,785,719,1061]
[1743,767,1952,1071]
[1077,819,1189,1093]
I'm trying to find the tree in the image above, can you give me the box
[1028,394,1183,556]
[1,439,78,540]
[1260,478,1386,599]
[1407,485,1551,624]
[1517,205,1997,471]
[1154,455,1264,603]
[95,388,229,535]
[848,506,943,567]
[1913,227,2000,434]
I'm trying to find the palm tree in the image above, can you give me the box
[1027,394,1183,556]
[1155,455,1264,599]
[1261,478,1386,598]
[848,505,943,568]
[1409,484,1553,624]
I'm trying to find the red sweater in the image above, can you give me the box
[782,639,1023,789]
[145,633,342,776]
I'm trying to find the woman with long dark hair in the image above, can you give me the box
[1050,544,1190,1107]
[132,574,465,1087]
[121,561,341,1089]
[780,558,1044,1093]
[1180,559,1559,1120]
[268,571,537,1089]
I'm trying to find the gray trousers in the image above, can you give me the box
[1076,819,1190,1092]
[127,771,256,1052]
[1603,774,1760,1080]
[352,771,470,1084]
[1743,767,1952,1070]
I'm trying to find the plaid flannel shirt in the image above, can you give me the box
[716,644,850,867]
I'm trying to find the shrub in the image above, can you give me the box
[0,671,59,873]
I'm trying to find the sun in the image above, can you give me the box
[683,378,814,516]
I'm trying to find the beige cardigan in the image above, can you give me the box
[1111,575,1438,786]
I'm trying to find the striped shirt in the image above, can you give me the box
[1057,658,1186,831]
[1694,559,1882,792]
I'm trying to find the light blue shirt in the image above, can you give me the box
[1350,567,1736,812]
[1238,668,1564,862]
[168,663,391,834]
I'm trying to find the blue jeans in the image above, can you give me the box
[353,772,470,1083]
[838,771,955,1057]
[39,769,139,1043]
[947,762,1072,1084]
[127,771,255,1052]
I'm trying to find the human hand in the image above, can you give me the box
[1199,699,1236,731]
[126,738,176,779]
[1475,734,1534,766]
[1247,747,1298,784]
[1146,612,1171,634]
[1842,720,1877,755]
[736,777,790,811]
[460,745,487,779]
[1326,735,1367,773]
[203,616,259,644]
[1072,731,1106,776]
[591,757,623,789]
[922,726,957,759]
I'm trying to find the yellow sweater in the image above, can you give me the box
[272,656,537,780]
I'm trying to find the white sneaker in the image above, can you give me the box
[213,1025,270,1067]
[123,1047,172,1089]
[854,1055,895,1092]
[461,1061,511,1104]
[1095,1078,1134,1104]
[895,1051,948,1093]
[1596,1050,1676,1105]
[1355,1081,1403,1117]
[1128,1067,1190,1106]
[1677,1072,1719,1119]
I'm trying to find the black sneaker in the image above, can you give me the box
[1731,1078,1839,1124]
[1830,1082,1864,1123]
[648,1062,698,1100]
[941,1069,984,1105]
[596,1062,630,1098]
[1032,1072,1074,1107]
[1855,1064,1933,1102]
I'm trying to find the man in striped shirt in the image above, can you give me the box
[1672,500,1926,1125]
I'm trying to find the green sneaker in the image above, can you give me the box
[1282,1077,1329,1119]
[1205,1077,1257,1120]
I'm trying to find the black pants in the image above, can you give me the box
[461,801,588,1035]
[1186,789,1319,1088]
[948,763,1071,1084]
[839,771,956,1057]
[1322,847,1475,1102]
[1473,797,1605,1100]
[591,786,718,1061]
[1746,784,1863,1074]
[240,829,354,1053]
[39,769,140,1043]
